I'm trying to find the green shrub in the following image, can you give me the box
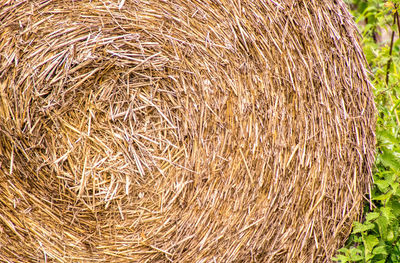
[333,1,400,262]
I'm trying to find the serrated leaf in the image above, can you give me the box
[388,200,400,216]
[366,212,380,222]
[387,230,395,242]
[334,1,400,261]
[363,235,379,253]
[349,248,364,261]
[373,190,393,201]
[394,187,400,197]
[376,216,388,240]
[373,245,388,255]
[381,206,395,221]
[336,247,350,254]
[353,221,375,234]
[353,235,363,243]
[332,255,349,263]
[377,130,399,146]
[375,179,390,192]
[379,147,400,170]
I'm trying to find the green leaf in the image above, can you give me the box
[373,190,393,201]
[349,248,364,261]
[394,186,400,197]
[332,254,349,263]
[387,230,395,242]
[373,245,387,255]
[363,235,379,261]
[353,221,375,234]
[334,1,400,261]
[381,206,395,222]
[366,212,380,222]
[363,235,379,256]
[336,247,350,254]
[376,216,388,240]
[378,147,400,170]
[377,130,399,146]
[388,200,400,216]
[374,179,390,192]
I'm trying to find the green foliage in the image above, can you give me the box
[333,1,400,262]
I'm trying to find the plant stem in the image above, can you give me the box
[397,6,400,35]
[385,12,396,86]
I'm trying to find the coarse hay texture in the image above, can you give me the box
[0,0,375,262]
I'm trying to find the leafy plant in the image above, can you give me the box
[333,1,400,262]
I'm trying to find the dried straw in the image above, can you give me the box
[0,0,375,262]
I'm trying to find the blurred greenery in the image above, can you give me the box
[333,1,400,262]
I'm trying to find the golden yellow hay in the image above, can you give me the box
[0,0,375,262]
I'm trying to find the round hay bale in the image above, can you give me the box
[0,0,375,262]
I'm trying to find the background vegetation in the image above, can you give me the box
[334,1,400,262]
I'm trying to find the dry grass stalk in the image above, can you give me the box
[0,0,375,262]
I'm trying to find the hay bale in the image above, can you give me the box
[0,0,375,262]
